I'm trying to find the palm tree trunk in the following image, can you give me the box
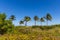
[41,22,42,26]
[47,20,48,26]
[35,21,36,26]
[20,24,21,26]
[25,21,27,26]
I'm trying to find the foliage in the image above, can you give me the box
[0,13,14,35]
[19,20,24,25]
[0,13,60,40]
[34,16,39,25]
[9,15,16,21]
[44,13,52,25]
[24,16,31,26]
[45,13,52,21]
[40,17,45,26]
[0,25,60,40]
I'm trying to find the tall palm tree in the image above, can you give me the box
[24,16,31,26]
[45,13,52,26]
[34,16,39,26]
[9,15,16,21]
[40,17,45,26]
[19,20,24,26]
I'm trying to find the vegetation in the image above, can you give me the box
[34,16,39,26]
[40,17,45,26]
[9,15,16,21]
[45,13,52,25]
[0,13,60,40]
[19,20,24,25]
[24,16,31,26]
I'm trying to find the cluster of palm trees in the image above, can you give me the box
[9,13,52,26]
[19,13,52,26]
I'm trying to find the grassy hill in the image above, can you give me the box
[0,25,60,40]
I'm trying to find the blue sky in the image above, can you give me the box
[0,0,60,26]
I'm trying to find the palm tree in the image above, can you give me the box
[24,16,31,26]
[19,20,24,26]
[9,15,16,21]
[45,13,52,26]
[40,17,45,26]
[34,16,39,26]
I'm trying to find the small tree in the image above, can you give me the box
[40,17,45,26]
[34,16,39,26]
[9,15,16,21]
[24,16,31,26]
[45,13,52,26]
[19,20,24,26]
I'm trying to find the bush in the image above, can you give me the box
[32,26,40,28]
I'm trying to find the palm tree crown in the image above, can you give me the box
[19,20,24,25]
[24,16,31,22]
[9,15,16,21]
[40,17,45,26]
[46,13,52,21]
[34,16,39,21]
[40,17,45,22]
[24,16,31,26]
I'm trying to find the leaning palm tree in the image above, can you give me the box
[9,15,16,21]
[45,13,52,26]
[34,16,39,26]
[24,16,31,26]
[19,20,24,26]
[40,17,45,26]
